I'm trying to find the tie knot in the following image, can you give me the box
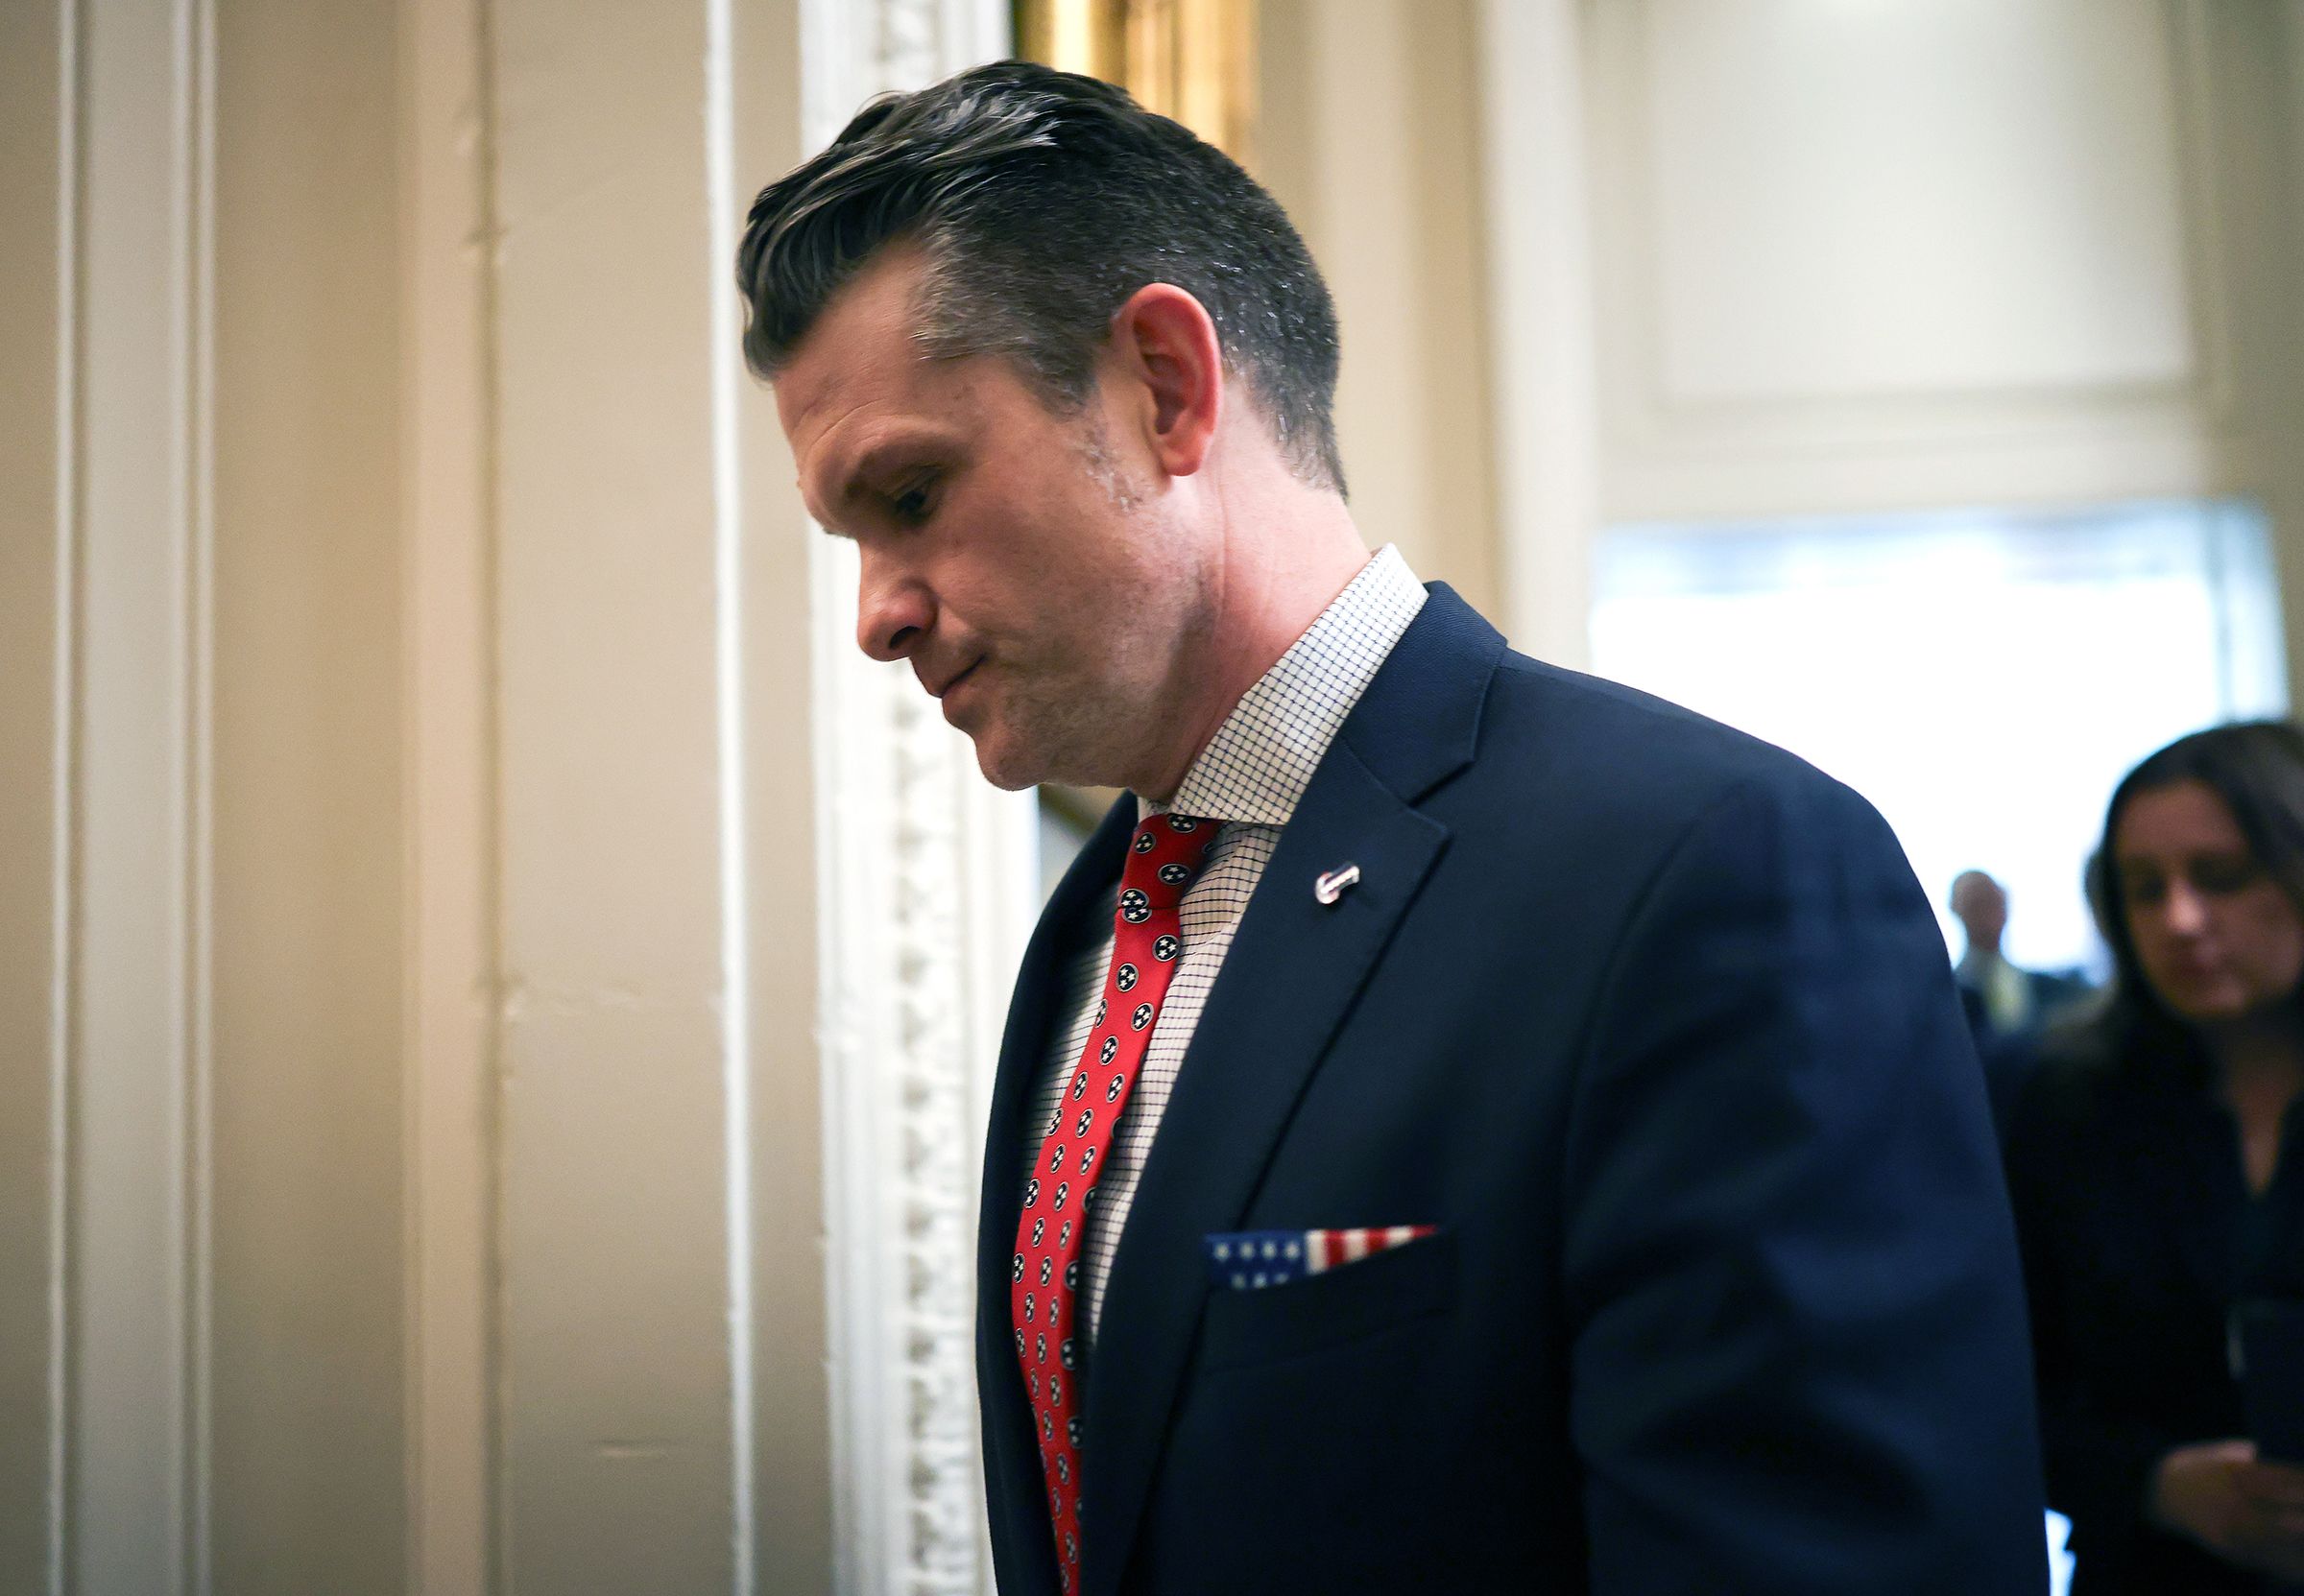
[1119,814,1221,911]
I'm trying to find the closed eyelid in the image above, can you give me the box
[843,436,953,498]
[890,469,941,514]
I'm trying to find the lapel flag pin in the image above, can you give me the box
[1313,863,1361,906]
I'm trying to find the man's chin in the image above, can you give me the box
[959,701,1130,792]
[974,754,1044,794]
[967,729,1050,793]
[969,727,1118,794]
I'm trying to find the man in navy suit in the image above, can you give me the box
[741,61,2046,1596]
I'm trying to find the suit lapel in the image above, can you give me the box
[1077,586,1504,1596]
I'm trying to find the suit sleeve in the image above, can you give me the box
[1560,773,2049,1595]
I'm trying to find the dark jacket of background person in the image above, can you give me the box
[977,592,2050,1595]
[2007,1032,2304,1594]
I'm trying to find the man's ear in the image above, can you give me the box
[1108,283,1222,479]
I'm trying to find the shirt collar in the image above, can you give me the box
[1144,544,1427,828]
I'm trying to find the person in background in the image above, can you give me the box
[1953,869,2094,1045]
[2007,722,2304,1593]
[1954,869,2095,1133]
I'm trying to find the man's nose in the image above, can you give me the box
[855,553,932,663]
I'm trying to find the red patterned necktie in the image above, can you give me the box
[1012,812,1220,1593]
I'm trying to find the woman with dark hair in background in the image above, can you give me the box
[2010,721,2304,1592]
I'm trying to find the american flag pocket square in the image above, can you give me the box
[1203,1226,1439,1291]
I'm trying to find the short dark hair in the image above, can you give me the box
[735,60,1345,495]
[2081,720,2304,1066]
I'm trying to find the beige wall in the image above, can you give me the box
[413,0,831,1585]
[1259,0,1502,622]
[6,0,830,1590]
[734,13,834,1583]
[210,1,409,1588]
[482,0,826,1584]
[2262,0,2304,713]
[9,0,413,1589]
[0,1,62,1589]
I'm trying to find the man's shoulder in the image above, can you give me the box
[1342,587,1888,872]
[1469,649,1868,838]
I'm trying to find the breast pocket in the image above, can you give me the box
[1195,1229,1459,1371]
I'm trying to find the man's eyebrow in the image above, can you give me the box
[834,437,945,510]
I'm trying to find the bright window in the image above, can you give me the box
[1590,500,2288,972]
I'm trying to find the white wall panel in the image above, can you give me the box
[1643,0,2193,403]
[1580,0,2273,523]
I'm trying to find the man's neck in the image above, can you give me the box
[1133,498,1372,806]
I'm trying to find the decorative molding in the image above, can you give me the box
[799,6,1032,1596]
[2163,0,2238,433]
[704,0,759,1588]
[45,2,80,1591]
[64,0,214,1588]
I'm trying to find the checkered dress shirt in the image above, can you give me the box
[1023,544,1428,1343]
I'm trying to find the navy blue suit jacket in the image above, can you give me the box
[975,586,2047,1594]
